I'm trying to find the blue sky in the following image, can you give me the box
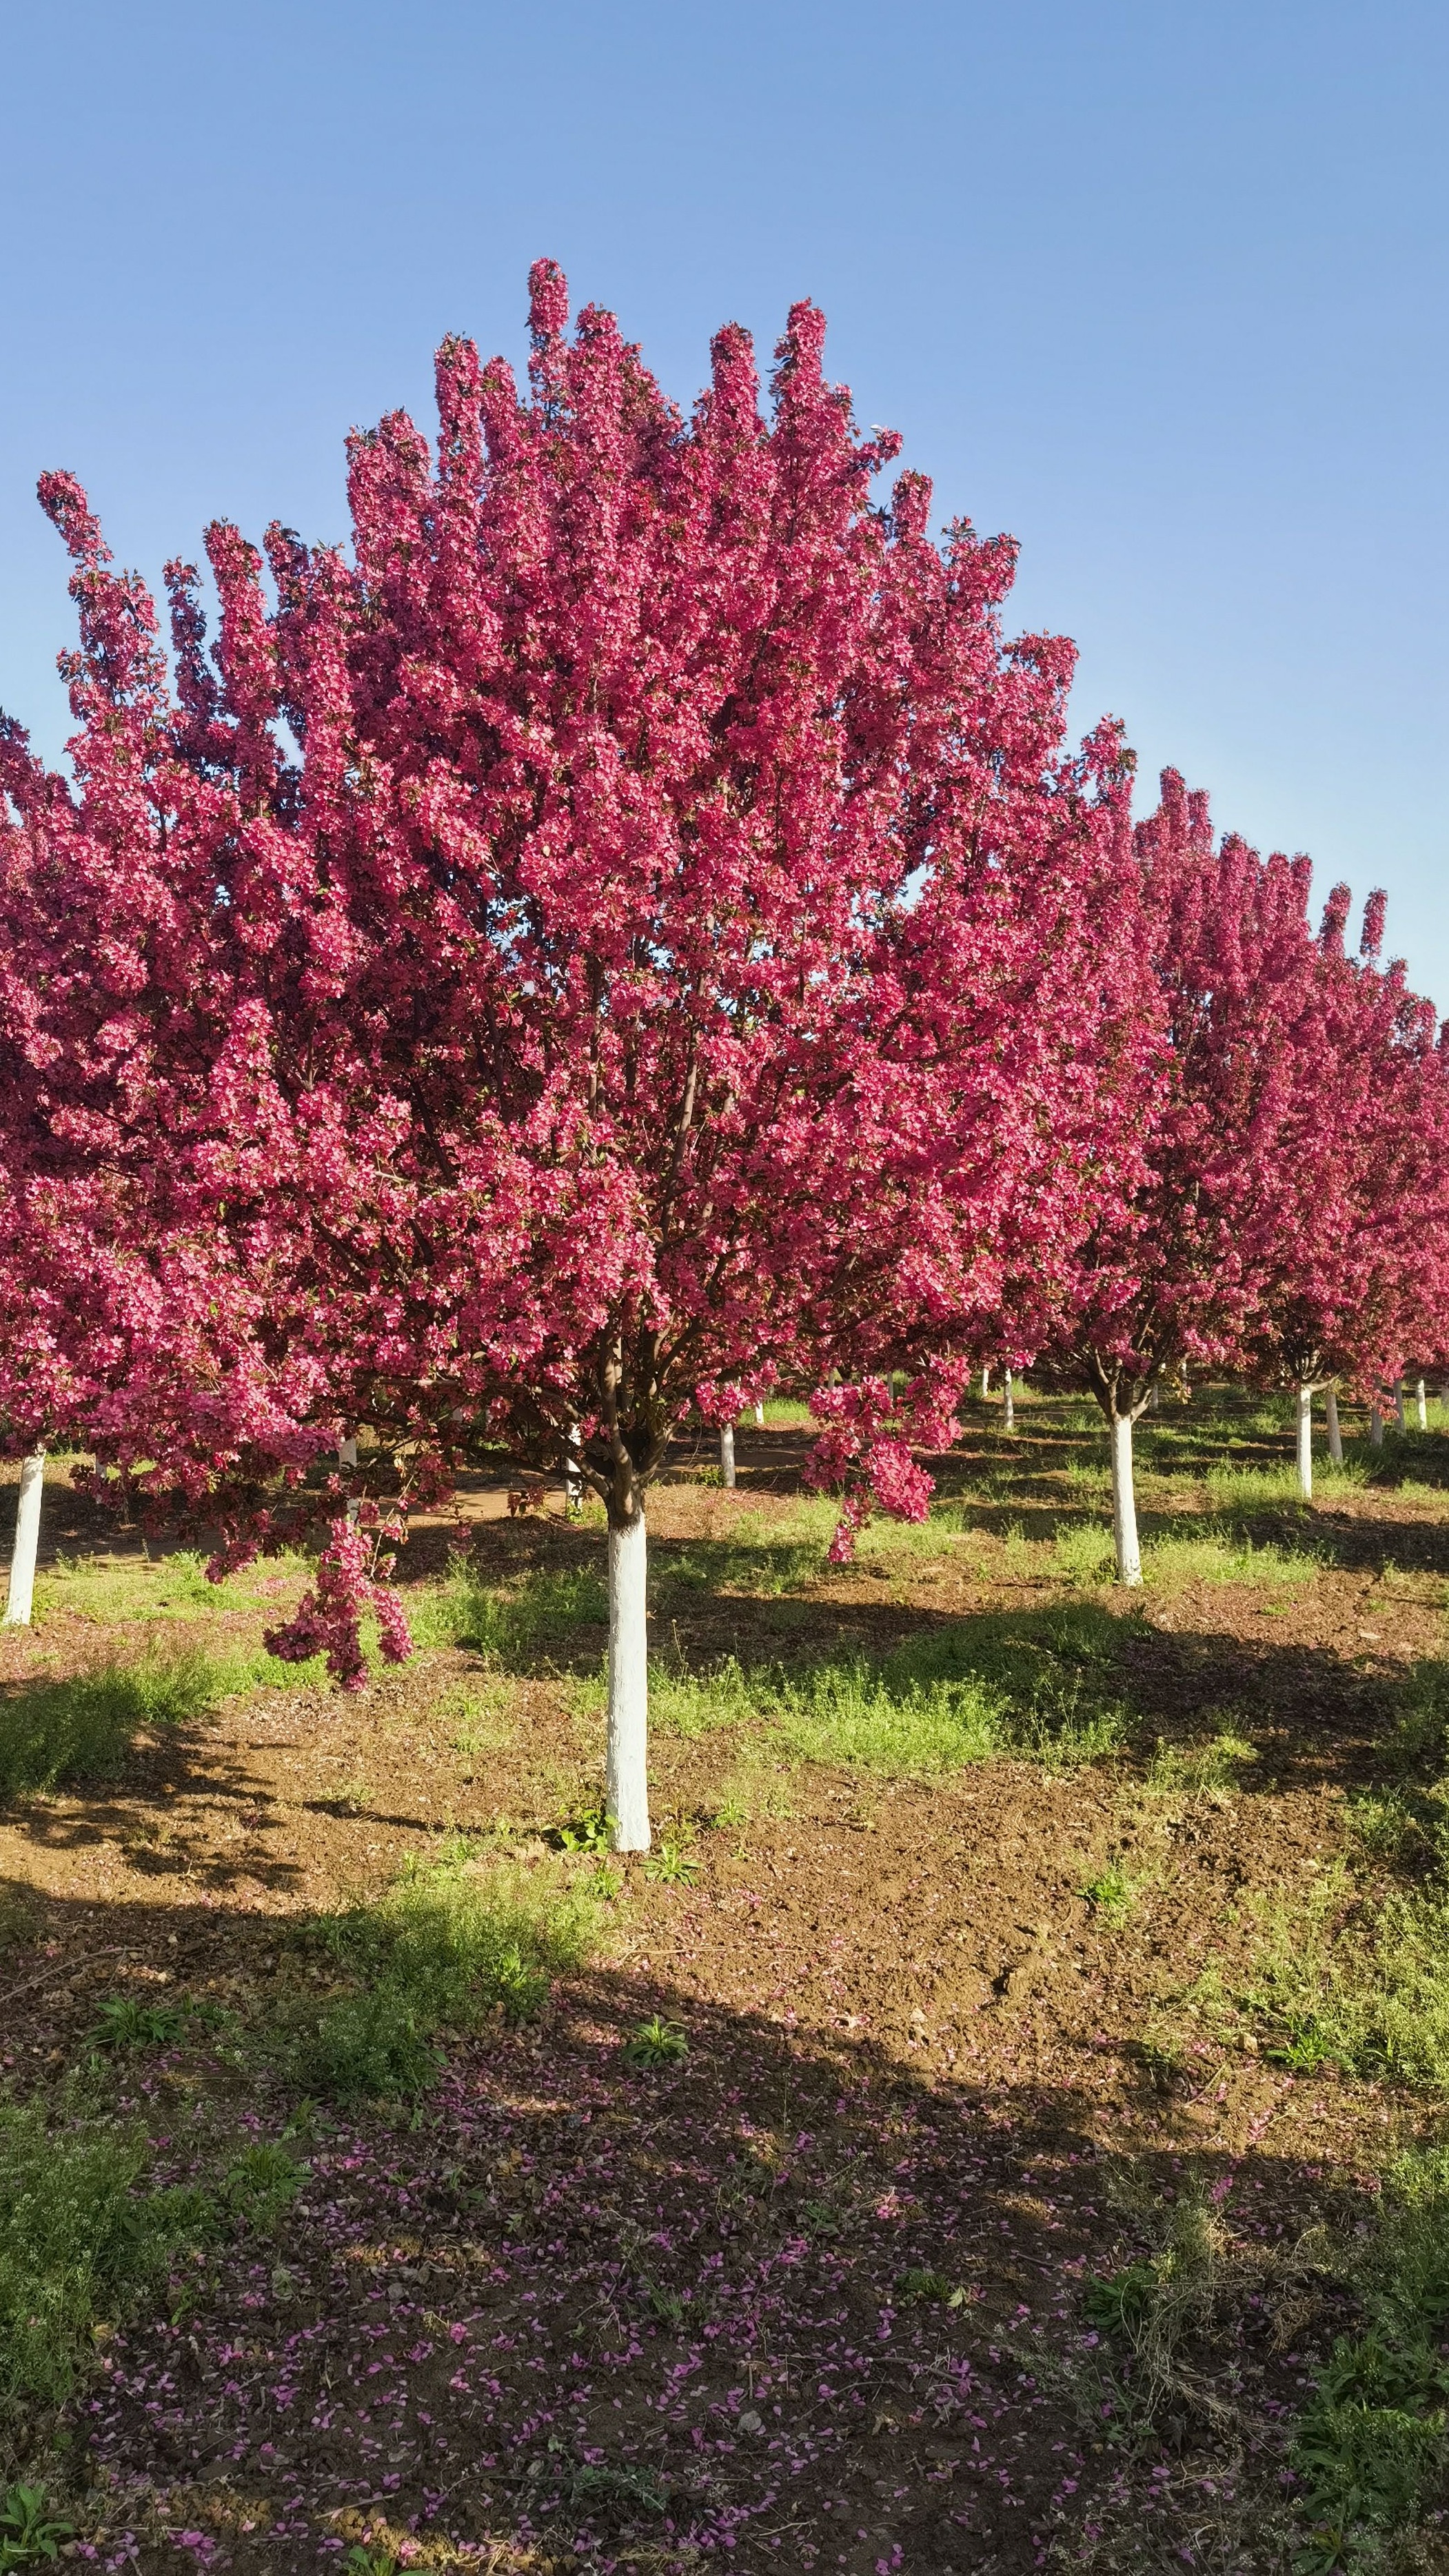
[1,0,1444,999]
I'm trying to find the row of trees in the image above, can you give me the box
[1,264,1443,1844]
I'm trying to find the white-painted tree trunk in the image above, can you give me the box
[1295,1383,1313,1501]
[1395,1381,1406,1430]
[753,1401,764,1427]
[338,1434,360,1527]
[1370,1400,1384,1450]
[1326,1385,1343,1465]
[3,1451,45,1626]
[564,1426,583,1516]
[1148,1377,1159,1412]
[980,1367,991,1399]
[1417,1377,1428,1430]
[1109,1411,1142,1587]
[606,1511,651,1852]
[1002,1369,1015,1432]
[720,1423,736,1488]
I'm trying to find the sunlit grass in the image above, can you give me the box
[759,1397,817,1428]
[1144,1528,1318,1589]
[299,1847,600,2099]
[615,1605,1133,1777]
[37,1546,315,1627]
[0,1637,309,1794]
[1244,1867,1449,2089]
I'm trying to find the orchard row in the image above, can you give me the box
[0,263,1441,1847]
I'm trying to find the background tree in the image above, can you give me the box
[1248,884,1449,1488]
[1043,770,1364,1576]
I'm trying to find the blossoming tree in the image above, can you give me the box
[1046,770,1374,1574]
[1247,887,1449,1488]
[0,266,1142,1843]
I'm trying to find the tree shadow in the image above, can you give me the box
[0,1874,1392,2573]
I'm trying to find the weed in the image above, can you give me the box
[566,2460,669,2514]
[221,2141,306,2231]
[1053,1522,1116,1586]
[645,1654,757,1736]
[343,2548,398,2576]
[754,1608,1130,1777]
[897,2266,970,2308]
[1289,2146,1449,2566]
[0,2484,72,2567]
[0,2095,212,2401]
[413,1560,607,1665]
[642,2278,685,2326]
[1082,2259,1159,2334]
[622,2015,688,2070]
[644,1834,699,1886]
[1145,1528,1317,1590]
[1244,1868,1449,2088]
[90,1991,199,2051]
[1080,1862,1139,1927]
[1079,2191,1224,2419]
[1144,1725,1257,1801]
[556,1804,614,1856]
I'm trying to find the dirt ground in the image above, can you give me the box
[1,1397,1447,2572]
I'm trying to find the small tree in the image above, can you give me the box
[1046,771,1359,1573]
[0,267,1139,1843]
[1249,884,1449,1484]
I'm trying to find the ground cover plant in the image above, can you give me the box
[0,1388,1446,2567]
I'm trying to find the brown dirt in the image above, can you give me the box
[0,1412,1445,2570]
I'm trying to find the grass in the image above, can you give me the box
[297,1847,600,2099]
[1239,1866,1449,2087]
[0,1639,272,1795]
[410,1559,607,1662]
[0,2092,213,2403]
[1290,2144,1449,2566]
[37,1546,316,1627]
[764,1608,1131,1776]
[1142,1526,1318,1589]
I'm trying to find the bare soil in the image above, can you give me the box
[1,1403,1446,2572]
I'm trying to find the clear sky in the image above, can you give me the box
[1,0,1443,1000]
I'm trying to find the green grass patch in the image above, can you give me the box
[1144,1527,1317,1589]
[411,1560,607,1663]
[764,1607,1131,1776]
[1290,2143,1449,2566]
[298,1849,599,2099]
[0,1639,270,1795]
[1244,1867,1449,2086]
[0,2093,213,2403]
[1052,1521,1116,1585]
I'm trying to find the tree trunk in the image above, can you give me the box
[980,1367,991,1399]
[606,1510,650,1851]
[1417,1377,1428,1430]
[1109,1410,1143,1587]
[3,1450,45,1627]
[720,1423,736,1488]
[1370,1400,1384,1449]
[1326,1384,1343,1465]
[564,1427,583,1516]
[1002,1369,1015,1433]
[1295,1383,1313,1501]
[338,1434,360,1527]
[753,1401,764,1428]
[1395,1381,1406,1430]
